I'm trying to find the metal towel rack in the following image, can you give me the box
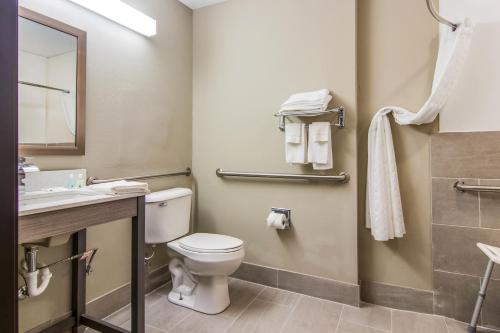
[454,181,500,194]
[216,169,350,183]
[426,0,458,31]
[87,168,191,185]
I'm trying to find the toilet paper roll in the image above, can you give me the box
[266,212,287,230]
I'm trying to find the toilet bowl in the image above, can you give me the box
[144,189,245,314]
[166,233,244,314]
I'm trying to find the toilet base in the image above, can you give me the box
[168,275,230,315]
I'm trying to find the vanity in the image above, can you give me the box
[19,190,146,333]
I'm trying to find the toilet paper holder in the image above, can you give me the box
[271,207,291,230]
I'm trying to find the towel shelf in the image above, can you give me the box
[454,181,500,193]
[216,169,350,183]
[274,107,345,131]
[87,168,192,185]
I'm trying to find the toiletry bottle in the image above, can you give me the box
[67,173,76,189]
[77,174,85,188]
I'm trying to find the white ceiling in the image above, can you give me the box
[178,0,229,10]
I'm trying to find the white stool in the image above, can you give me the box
[468,243,500,333]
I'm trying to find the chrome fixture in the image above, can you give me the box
[275,107,345,131]
[426,0,458,31]
[216,169,350,183]
[454,181,500,193]
[87,167,192,185]
[18,157,39,187]
[271,207,291,230]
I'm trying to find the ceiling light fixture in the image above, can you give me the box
[68,0,157,37]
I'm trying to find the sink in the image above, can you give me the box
[19,187,107,216]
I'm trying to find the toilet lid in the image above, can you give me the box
[179,233,243,253]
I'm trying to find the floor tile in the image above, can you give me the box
[256,287,300,307]
[392,310,448,333]
[226,299,290,333]
[341,302,391,332]
[280,295,342,333]
[225,279,265,317]
[104,305,131,326]
[169,311,234,333]
[336,320,387,333]
[145,297,192,331]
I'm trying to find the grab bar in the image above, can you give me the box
[454,181,500,193]
[216,169,350,183]
[87,168,192,185]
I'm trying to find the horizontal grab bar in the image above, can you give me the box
[87,168,191,185]
[216,169,350,183]
[454,181,500,193]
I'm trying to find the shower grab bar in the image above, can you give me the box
[87,168,192,185]
[216,169,350,183]
[454,181,500,193]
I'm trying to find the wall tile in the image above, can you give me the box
[277,270,359,306]
[360,281,434,314]
[483,277,500,330]
[231,262,278,288]
[479,179,500,230]
[432,225,500,279]
[432,178,479,227]
[433,270,480,323]
[431,132,500,179]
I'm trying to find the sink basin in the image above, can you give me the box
[19,187,107,216]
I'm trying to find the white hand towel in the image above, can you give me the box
[281,89,330,107]
[280,95,333,112]
[366,19,474,241]
[285,123,307,164]
[307,122,333,170]
[89,180,150,195]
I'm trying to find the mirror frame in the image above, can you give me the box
[18,7,86,156]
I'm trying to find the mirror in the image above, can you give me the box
[18,8,86,155]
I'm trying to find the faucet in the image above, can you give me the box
[18,157,39,187]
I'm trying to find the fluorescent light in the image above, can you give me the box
[68,0,157,37]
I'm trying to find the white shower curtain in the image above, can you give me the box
[366,19,474,241]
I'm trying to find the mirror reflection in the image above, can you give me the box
[18,16,77,147]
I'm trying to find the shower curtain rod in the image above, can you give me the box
[18,81,71,94]
[426,0,458,31]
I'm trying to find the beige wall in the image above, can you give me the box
[18,0,193,331]
[357,0,438,290]
[193,0,358,283]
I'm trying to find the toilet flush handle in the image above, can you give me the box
[158,201,168,207]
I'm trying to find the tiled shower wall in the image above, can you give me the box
[432,132,500,330]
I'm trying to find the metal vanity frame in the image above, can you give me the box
[19,196,146,333]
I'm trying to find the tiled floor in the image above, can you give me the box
[87,278,497,333]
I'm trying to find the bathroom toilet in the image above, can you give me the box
[145,188,245,314]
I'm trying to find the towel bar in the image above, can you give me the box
[216,169,349,183]
[87,168,192,185]
[274,107,345,131]
[454,181,500,193]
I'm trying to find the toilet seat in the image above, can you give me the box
[179,233,243,254]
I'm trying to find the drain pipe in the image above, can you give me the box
[19,247,53,298]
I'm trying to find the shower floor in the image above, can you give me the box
[86,278,497,333]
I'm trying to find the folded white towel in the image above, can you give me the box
[281,89,332,112]
[285,123,307,164]
[89,180,150,195]
[307,122,332,170]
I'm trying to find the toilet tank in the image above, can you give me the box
[145,188,192,245]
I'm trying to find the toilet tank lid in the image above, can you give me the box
[146,188,192,203]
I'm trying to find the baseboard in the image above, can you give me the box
[360,280,434,314]
[232,262,360,306]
